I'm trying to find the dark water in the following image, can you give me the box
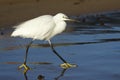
[0,11,120,80]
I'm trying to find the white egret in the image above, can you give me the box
[11,13,77,72]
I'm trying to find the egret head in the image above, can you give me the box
[53,13,69,21]
[54,13,80,22]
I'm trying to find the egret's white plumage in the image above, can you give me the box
[11,13,68,40]
[11,13,76,71]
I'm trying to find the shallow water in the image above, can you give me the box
[0,11,120,80]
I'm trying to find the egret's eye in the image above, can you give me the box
[63,16,68,19]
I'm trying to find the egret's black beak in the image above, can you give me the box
[64,18,80,23]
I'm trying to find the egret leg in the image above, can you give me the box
[18,41,33,72]
[48,40,74,69]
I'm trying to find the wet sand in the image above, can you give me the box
[0,12,120,80]
[0,0,120,27]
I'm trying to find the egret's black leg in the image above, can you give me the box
[48,40,67,63]
[24,41,33,64]
[48,40,77,69]
[18,40,33,73]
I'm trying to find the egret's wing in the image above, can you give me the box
[11,15,56,40]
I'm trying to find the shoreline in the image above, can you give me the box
[0,0,120,27]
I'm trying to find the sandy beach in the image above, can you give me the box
[0,0,120,27]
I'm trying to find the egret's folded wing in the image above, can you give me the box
[11,15,56,40]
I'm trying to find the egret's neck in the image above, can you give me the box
[54,21,67,34]
[53,15,67,34]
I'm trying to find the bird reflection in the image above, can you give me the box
[24,73,45,80]
[54,69,67,80]
[23,68,68,80]
[37,75,45,80]
[24,72,28,80]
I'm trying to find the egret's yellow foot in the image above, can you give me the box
[60,63,77,69]
[18,64,30,73]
